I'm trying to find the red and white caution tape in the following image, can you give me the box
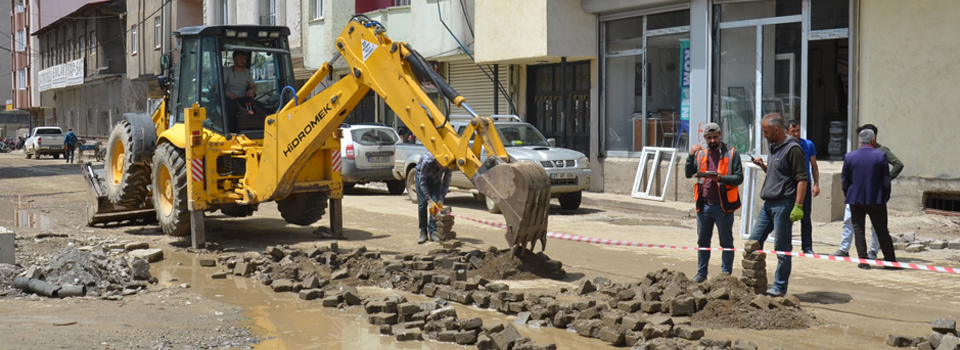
[451,213,960,274]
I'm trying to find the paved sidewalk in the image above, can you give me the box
[580,190,695,218]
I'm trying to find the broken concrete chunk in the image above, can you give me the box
[576,279,597,295]
[128,248,164,263]
[933,319,958,334]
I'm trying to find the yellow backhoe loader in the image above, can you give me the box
[83,16,551,253]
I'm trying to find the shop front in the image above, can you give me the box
[592,0,852,204]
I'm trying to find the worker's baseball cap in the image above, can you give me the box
[703,123,721,136]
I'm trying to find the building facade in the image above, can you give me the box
[583,0,960,219]
[126,0,203,98]
[34,0,148,137]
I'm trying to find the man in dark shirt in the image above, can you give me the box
[842,128,899,269]
[685,123,743,283]
[833,124,904,259]
[747,114,808,297]
[416,152,454,244]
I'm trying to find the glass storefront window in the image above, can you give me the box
[603,10,690,155]
[811,0,849,30]
[648,10,690,30]
[603,54,642,152]
[713,16,801,155]
[716,0,801,22]
[605,17,643,52]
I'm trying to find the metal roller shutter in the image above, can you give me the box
[448,60,511,117]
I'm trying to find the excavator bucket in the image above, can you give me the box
[474,161,551,253]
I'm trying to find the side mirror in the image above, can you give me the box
[160,54,170,71]
[547,138,556,147]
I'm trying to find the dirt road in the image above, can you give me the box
[1,152,959,349]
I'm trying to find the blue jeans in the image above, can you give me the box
[840,204,879,253]
[416,173,438,235]
[748,197,794,293]
[696,203,735,277]
[800,185,812,252]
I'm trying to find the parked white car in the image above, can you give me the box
[340,123,405,195]
[24,127,66,160]
[394,115,592,211]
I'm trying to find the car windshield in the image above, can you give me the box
[351,128,399,146]
[496,125,550,147]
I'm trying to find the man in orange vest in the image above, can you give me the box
[685,123,743,283]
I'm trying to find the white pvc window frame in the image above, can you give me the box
[631,147,678,201]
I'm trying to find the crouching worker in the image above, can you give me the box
[416,152,454,244]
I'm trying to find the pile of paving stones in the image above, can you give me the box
[211,242,815,349]
[1,243,163,299]
[740,241,767,294]
[889,232,960,254]
[886,318,960,349]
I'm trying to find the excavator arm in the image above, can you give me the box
[248,17,550,252]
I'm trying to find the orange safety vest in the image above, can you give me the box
[694,147,742,213]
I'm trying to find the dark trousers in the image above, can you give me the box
[65,145,76,163]
[850,204,896,261]
[800,185,813,251]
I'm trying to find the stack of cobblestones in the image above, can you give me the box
[740,240,768,295]
[433,207,456,241]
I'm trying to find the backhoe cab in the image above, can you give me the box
[87,17,552,253]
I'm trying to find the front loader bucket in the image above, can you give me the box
[474,161,551,252]
[82,162,155,226]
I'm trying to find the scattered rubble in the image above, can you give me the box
[886,318,959,349]
[196,241,820,349]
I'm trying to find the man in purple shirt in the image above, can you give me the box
[842,129,899,269]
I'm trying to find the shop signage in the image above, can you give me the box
[38,58,85,92]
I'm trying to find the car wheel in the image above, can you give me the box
[54,153,60,159]
[386,180,405,195]
[559,191,582,210]
[485,194,501,214]
[406,167,418,203]
[25,149,32,159]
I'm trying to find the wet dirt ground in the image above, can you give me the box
[1,152,959,349]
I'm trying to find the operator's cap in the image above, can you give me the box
[703,123,721,136]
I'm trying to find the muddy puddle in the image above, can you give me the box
[153,251,605,350]
[0,195,49,232]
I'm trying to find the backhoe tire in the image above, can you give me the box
[277,192,328,226]
[152,143,190,236]
[386,180,405,195]
[105,121,151,207]
[559,191,582,210]
[220,203,259,218]
[406,167,418,203]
